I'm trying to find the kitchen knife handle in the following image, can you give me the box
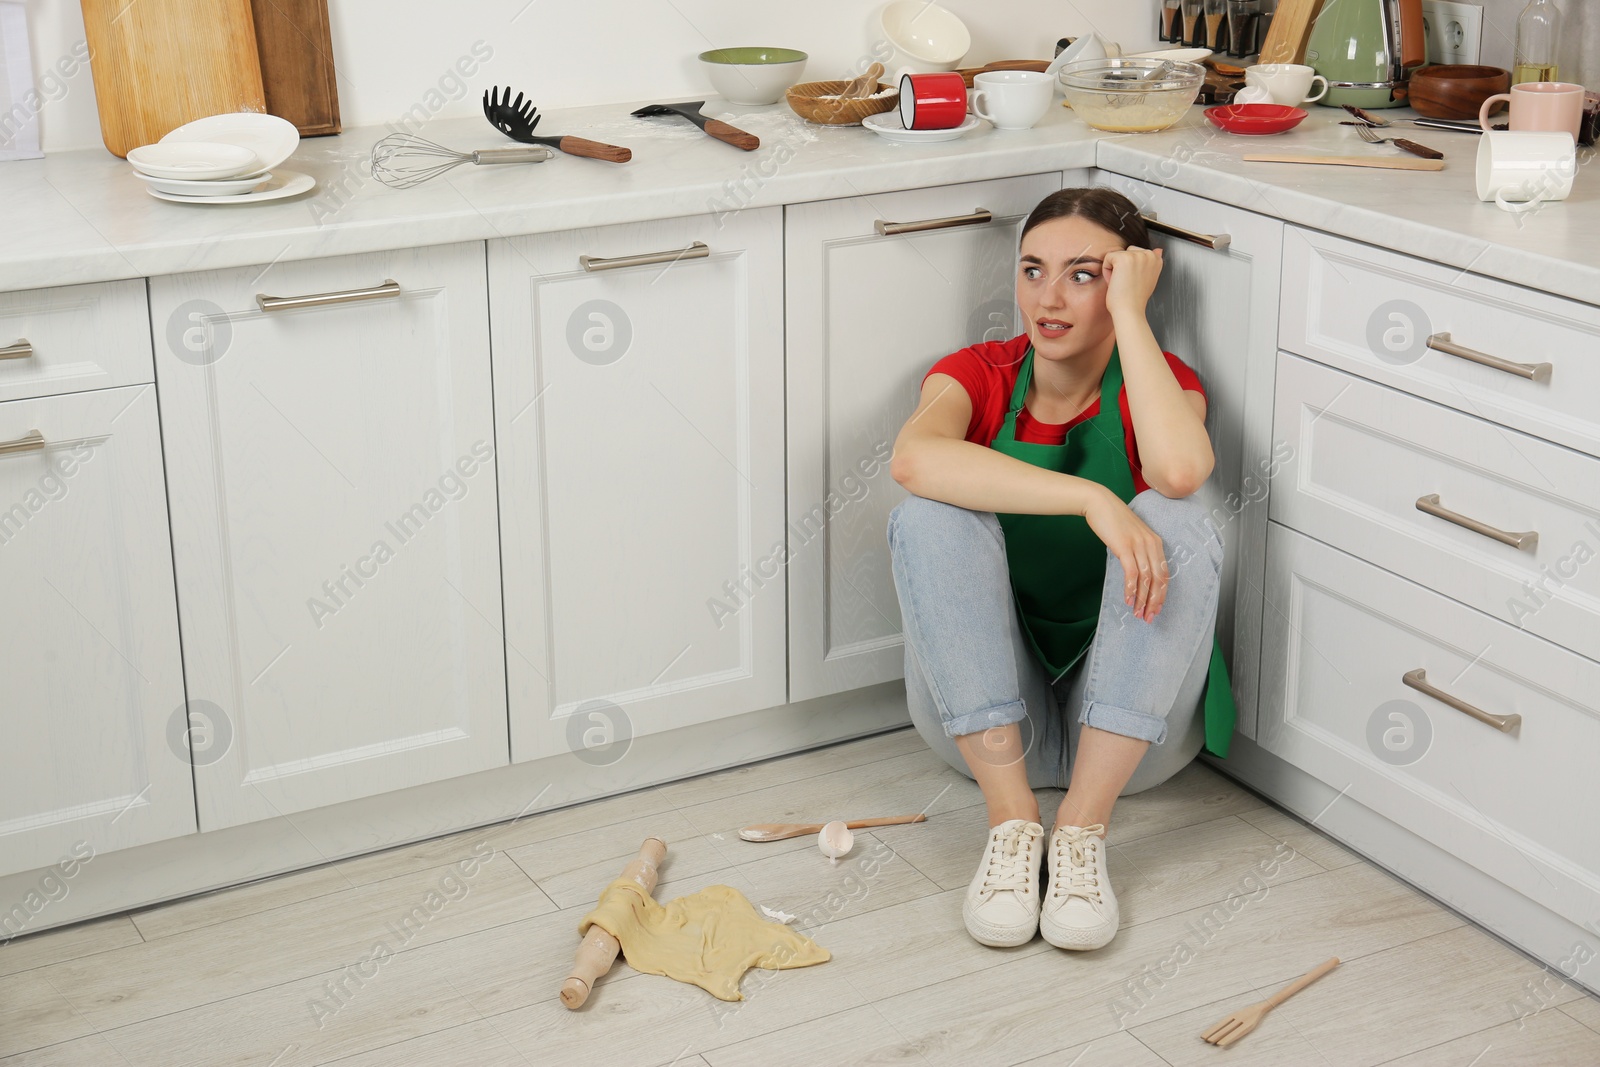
[702,119,760,151]
[556,137,634,163]
[1393,138,1445,160]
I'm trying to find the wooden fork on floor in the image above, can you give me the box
[1200,957,1340,1047]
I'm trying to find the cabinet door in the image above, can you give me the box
[784,172,1068,703]
[151,243,508,830]
[491,209,786,764]
[1092,175,1284,740]
[0,386,192,876]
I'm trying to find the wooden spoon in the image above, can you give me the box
[1200,957,1340,1046]
[841,62,885,99]
[739,814,927,842]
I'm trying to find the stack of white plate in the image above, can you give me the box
[128,114,313,204]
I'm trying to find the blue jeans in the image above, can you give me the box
[886,490,1224,794]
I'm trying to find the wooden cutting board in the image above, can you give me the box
[1258,0,1326,65]
[80,0,265,158]
[250,0,340,136]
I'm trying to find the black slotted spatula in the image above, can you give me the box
[631,100,760,151]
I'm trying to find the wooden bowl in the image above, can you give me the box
[1408,64,1510,119]
[786,80,898,125]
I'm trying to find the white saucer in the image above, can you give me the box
[147,170,315,204]
[135,169,272,196]
[127,142,261,180]
[862,112,984,143]
[160,113,300,172]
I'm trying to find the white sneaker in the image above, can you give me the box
[962,818,1045,947]
[1040,822,1119,950]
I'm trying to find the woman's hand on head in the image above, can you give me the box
[1102,246,1163,318]
[1083,487,1169,622]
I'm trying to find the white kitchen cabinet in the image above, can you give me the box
[490,209,787,764]
[0,279,153,403]
[151,243,508,830]
[0,386,192,877]
[784,172,1067,703]
[1091,175,1284,740]
[1260,522,1600,930]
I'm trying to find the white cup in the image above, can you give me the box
[1476,130,1577,213]
[1244,63,1329,105]
[970,70,1054,130]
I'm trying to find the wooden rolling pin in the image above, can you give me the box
[561,836,667,1009]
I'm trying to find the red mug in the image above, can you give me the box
[899,72,968,130]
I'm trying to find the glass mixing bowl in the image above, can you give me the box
[1057,57,1206,133]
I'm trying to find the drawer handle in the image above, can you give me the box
[1403,668,1521,733]
[1140,213,1231,251]
[0,338,31,360]
[1415,494,1538,551]
[875,209,993,236]
[0,429,45,457]
[1426,332,1551,383]
[256,279,402,312]
[580,241,711,272]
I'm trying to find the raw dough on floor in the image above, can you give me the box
[578,878,830,1001]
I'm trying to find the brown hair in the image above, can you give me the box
[1020,187,1150,249]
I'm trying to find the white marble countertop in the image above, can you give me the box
[3,95,1596,304]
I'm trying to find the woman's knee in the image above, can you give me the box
[1129,490,1223,573]
[887,494,1003,555]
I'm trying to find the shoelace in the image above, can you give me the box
[1049,823,1108,904]
[981,823,1039,894]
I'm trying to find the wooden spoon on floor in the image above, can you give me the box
[739,814,927,842]
[1200,957,1340,1047]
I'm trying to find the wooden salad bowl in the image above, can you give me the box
[786,80,897,125]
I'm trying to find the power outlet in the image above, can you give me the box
[1420,0,1484,65]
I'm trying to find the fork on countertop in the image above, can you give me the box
[1340,102,1489,133]
[1352,122,1445,159]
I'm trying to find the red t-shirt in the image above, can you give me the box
[921,333,1206,496]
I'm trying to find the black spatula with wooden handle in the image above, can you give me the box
[631,100,760,151]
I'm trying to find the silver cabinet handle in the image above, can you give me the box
[1426,332,1551,383]
[580,241,711,272]
[875,209,993,236]
[1415,494,1538,551]
[257,279,402,312]
[1141,213,1231,251]
[0,339,32,360]
[1403,668,1521,733]
[0,429,45,457]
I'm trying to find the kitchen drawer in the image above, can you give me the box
[1260,523,1600,929]
[1280,226,1600,459]
[1273,352,1600,664]
[0,279,154,403]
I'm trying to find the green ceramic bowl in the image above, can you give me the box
[699,48,809,106]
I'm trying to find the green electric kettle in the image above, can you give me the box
[1304,0,1427,108]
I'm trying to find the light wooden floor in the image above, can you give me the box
[5,726,1599,1067]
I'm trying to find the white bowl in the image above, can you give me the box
[160,113,300,172]
[699,48,809,106]
[879,0,970,72]
[127,142,261,180]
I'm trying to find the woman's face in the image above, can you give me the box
[1015,215,1126,363]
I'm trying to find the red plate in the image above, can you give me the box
[1204,103,1308,134]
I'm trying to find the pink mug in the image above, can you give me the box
[1479,81,1584,140]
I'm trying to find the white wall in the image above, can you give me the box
[21,0,1597,155]
[23,0,1159,154]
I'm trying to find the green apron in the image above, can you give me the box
[990,346,1235,758]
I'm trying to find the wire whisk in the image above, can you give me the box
[369,133,554,189]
